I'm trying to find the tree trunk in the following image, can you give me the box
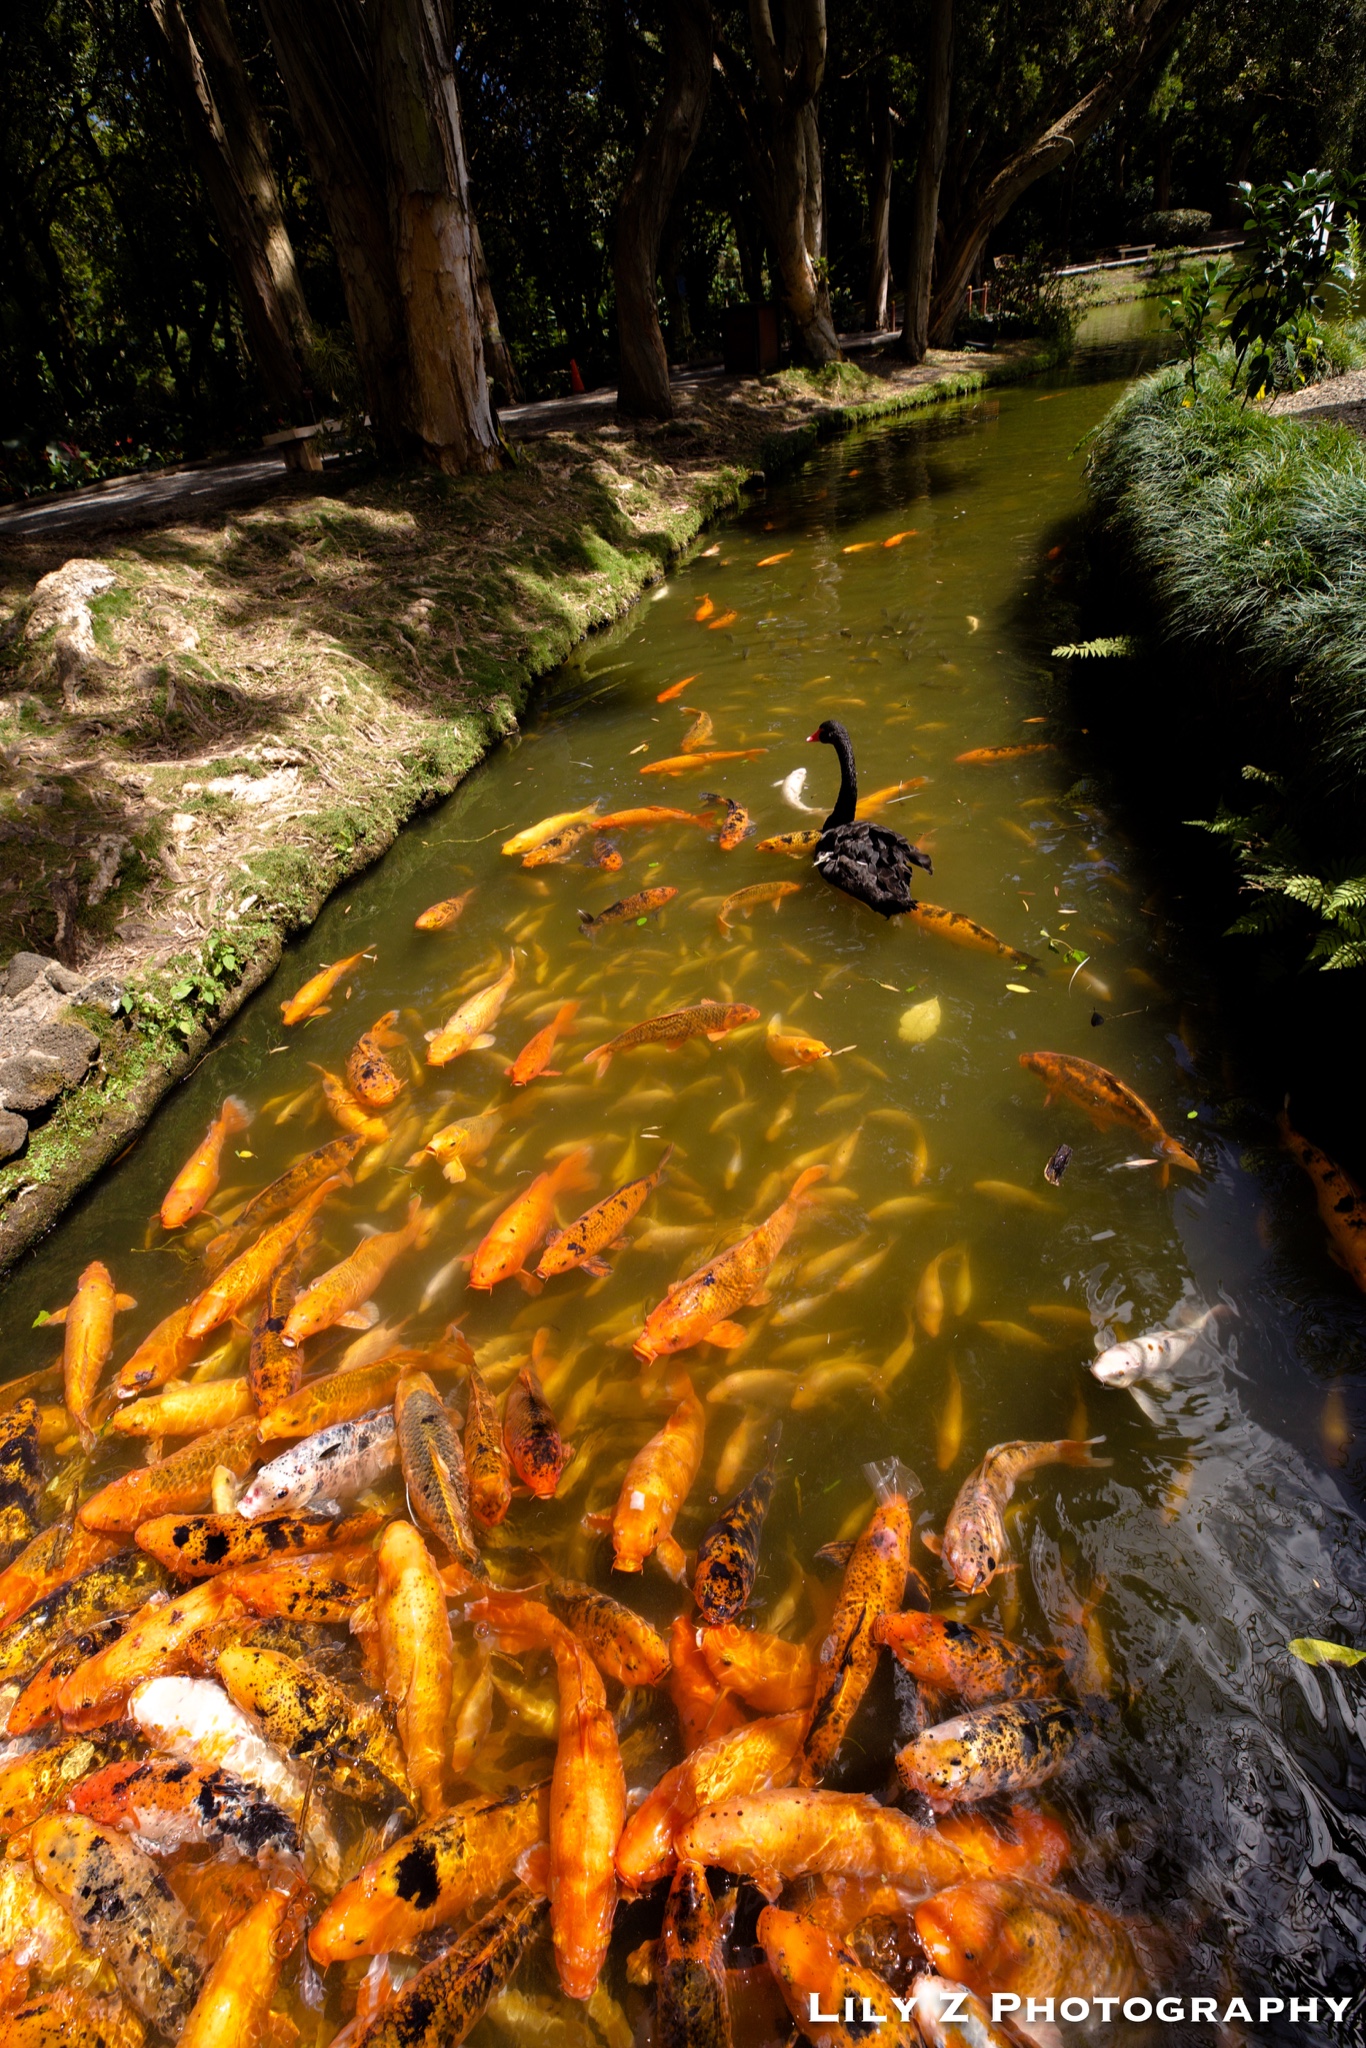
[470,213,522,407]
[148,0,315,420]
[256,0,412,454]
[864,83,894,331]
[901,0,952,363]
[926,0,1197,345]
[369,0,500,472]
[614,0,713,419]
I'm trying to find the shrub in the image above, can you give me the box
[1141,209,1213,248]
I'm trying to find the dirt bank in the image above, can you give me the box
[0,340,1050,1272]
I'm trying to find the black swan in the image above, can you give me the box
[806,718,932,917]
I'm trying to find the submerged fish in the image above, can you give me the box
[70,1754,300,1863]
[410,1108,503,1185]
[640,750,767,777]
[1020,1051,1199,1172]
[0,1400,43,1564]
[914,1877,1152,2003]
[160,1096,252,1230]
[701,791,754,852]
[469,1146,596,1291]
[415,887,476,930]
[908,903,1037,968]
[1279,1110,1366,1292]
[503,1369,574,1498]
[347,1010,409,1107]
[204,1136,364,1268]
[610,1380,705,1578]
[280,950,371,1026]
[693,1429,780,1624]
[658,1861,733,2048]
[238,1410,398,1518]
[376,1519,453,1820]
[954,743,1055,764]
[50,1261,136,1448]
[774,768,823,815]
[315,1066,390,1143]
[927,1438,1109,1594]
[396,1370,480,1568]
[247,1236,308,1413]
[464,1359,513,1526]
[680,707,716,752]
[521,820,601,867]
[1091,1306,1222,1391]
[896,1699,1079,1809]
[185,1174,349,1340]
[29,1813,204,2032]
[543,1576,672,1687]
[766,1017,832,1069]
[218,1641,411,1805]
[758,828,822,856]
[0,1548,167,1685]
[537,1146,673,1280]
[586,1002,760,1078]
[283,1196,429,1344]
[718,880,801,928]
[502,806,601,858]
[594,806,716,832]
[759,1905,916,2048]
[426,952,517,1066]
[634,1164,827,1364]
[345,1885,547,2048]
[506,1000,579,1086]
[873,1609,1060,1705]
[578,889,678,938]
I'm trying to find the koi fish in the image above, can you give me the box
[537,1146,673,1280]
[9,1614,129,1734]
[766,1017,832,1068]
[708,611,739,630]
[176,1885,302,2048]
[611,1380,705,1578]
[872,1609,1061,1705]
[634,1163,828,1365]
[1019,1051,1199,1172]
[346,1886,547,2048]
[521,820,601,867]
[247,1237,308,1412]
[0,1548,167,1685]
[201,1135,363,1270]
[347,1010,408,1107]
[640,750,767,776]
[657,676,699,703]
[680,707,716,752]
[693,1429,780,1622]
[78,1417,263,1534]
[758,551,794,566]
[800,1457,921,1786]
[70,1754,300,1864]
[415,887,476,930]
[586,1001,760,1078]
[908,903,1037,968]
[1091,1306,1223,1391]
[884,530,917,547]
[48,1260,136,1447]
[759,1907,917,2048]
[237,1410,398,1517]
[1279,1111,1366,1291]
[694,596,715,621]
[377,1518,453,1819]
[464,1359,513,1525]
[718,880,801,928]
[503,1368,574,1496]
[700,791,754,851]
[469,1146,596,1290]
[311,1782,548,1962]
[409,1106,503,1185]
[855,778,928,816]
[913,1878,1152,2004]
[658,1862,732,2048]
[0,1400,42,1564]
[677,1789,971,1901]
[219,1544,376,1622]
[283,1195,430,1343]
[52,1575,241,1729]
[594,807,718,832]
[502,806,602,858]
[184,1173,349,1339]
[280,949,371,1025]
[110,1377,255,1437]
[701,1624,815,1713]
[218,1641,412,1805]
[395,1369,480,1568]
[426,952,517,1066]
[898,1698,1079,1810]
[134,1506,383,1576]
[758,828,822,855]
[543,1576,672,1687]
[617,1710,804,1891]
[926,1438,1109,1593]
[258,1332,471,1440]
[314,1066,390,1142]
[954,743,1055,764]
[506,1000,579,1085]
[667,1613,748,1752]
[578,891,678,942]
[28,1815,204,2033]
[160,1096,252,1229]
[0,1515,119,1632]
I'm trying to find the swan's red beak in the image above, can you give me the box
[806,730,820,743]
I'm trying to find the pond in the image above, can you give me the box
[2,296,1363,2047]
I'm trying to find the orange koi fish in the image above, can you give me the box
[640,750,766,776]
[658,1861,732,2048]
[54,1576,241,1728]
[543,1577,672,1688]
[184,1174,349,1340]
[884,530,917,546]
[114,1301,203,1400]
[667,1614,749,1752]
[346,1011,408,1108]
[855,777,928,816]
[701,1624,816,1713]
[766,1017,832,1068]
[503,1368,574,1497]
[594,806,717,832]
[707,611,739,630]
[718,880,801,928]
[610,1380,705,1578]
[586,1001,759,1079]
[759,1907,916,2048]
[680,708,716,753]
[1279,1111,1366,1289]
[409,1107,503,1184]
[77,1417,263,1534]
[758,829,822,855]
[283,1196,430,1344]
[47,1261,136,1447]
[280,949,371,1025]
[202,1135,364,1271]
[313,1065,390,1143]
[536,1146,672,1280]
[925,1437,1109,1594]
[159,1097,252,1230]
[634,1164,828,1365]
[415,887,475,931]
[1019,1051,1198,1172]
[377,1519,452,1819]
[134,1507,382,1577]
[758,550,793,566]
[701,791,753,851]
[873,1609,1061,1705]
[468,1147,595,1291]
[0,1518,119,1632]
[520,821,601,868]
[506,1001,579,1086]
[426,952,517,1066]
[800,1457,920,1786]
[177,1884,302,2048]
[694,596,715,621]
[258,1332,472,1441]
[896,1698,1078,1810]
[464,1359,512,1524]
[955,743,1055,764]
[466,1594,624,2002]
[247,1237,308,1413]
[501,806,601,858]
[110,1377,255,1438]
[578,888,678,938]
[914,1877,1153,2004]
[617,1709,804,1891]
[220,1544,376,1621]
[657,675,699,703]
[908,903,1037,967]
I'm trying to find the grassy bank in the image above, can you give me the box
[0,340,1051,1271]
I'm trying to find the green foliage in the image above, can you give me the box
[1141,209,1213,248]
[1161,257,1232,391]
[1188,767,1366,970]
[1226,169,1361,396]
[988,246,1093,346]
[1051,636,1138,658]
[117,924,269,1044]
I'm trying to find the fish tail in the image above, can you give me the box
[863,1456,922,1506]
[553,1001,580,1031]
[585,1047,611,1079]
[652,1142,676,1183]
[553,1146,597,1196]
[576,910,597,936]
[789,1164,830,1200]
[222,1095,253,1133]
[1058,1436,1112,1468]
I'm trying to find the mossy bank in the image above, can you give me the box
[0,341,1052,1272]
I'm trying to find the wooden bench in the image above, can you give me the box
[262,424,323,473]
[1115,243,1156,262]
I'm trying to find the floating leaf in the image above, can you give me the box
[31,1310,51,1328]
[1288,1637,1366,1668]
[898,996,942,1044]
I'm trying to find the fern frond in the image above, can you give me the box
[1315,938,1366,970]
[1325,876,1366,912]
[1050,636,1138,659]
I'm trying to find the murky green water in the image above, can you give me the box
[3,299,1365,2044]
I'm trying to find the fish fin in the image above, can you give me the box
[705,1321,749,1350]
[472,1034,497,1050]
[1127,1388,1165,1425]
[441,1160,468,1184]
[336,1303,381,1331]
[581,1256,613,1278]
[222,1095,253,1132]
[311,1005,331,1018]
[920,1529,944,1557]
[1059,1436,1111,1468]
[423,1030,438,1042]
[114,1294,137,1313]
[748,1287,773,1308]
[514,1270,545,1297]
[43,1306,69,1325]
[582,1509,613,1534]
[516,1842,552,1897]
[814,1537,856,1569]
[751,1864,783,1904]
[864,1456,922,1505]
[655,1534,689,1583]
[790,1164,831,1199]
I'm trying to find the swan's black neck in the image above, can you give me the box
[823,724,858,829]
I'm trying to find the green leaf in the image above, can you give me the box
[170,981,194,1001]
[1288,1637,1366,1668]
[31,1310,51,1327]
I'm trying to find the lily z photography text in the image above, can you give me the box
[811,1989,1360,2027]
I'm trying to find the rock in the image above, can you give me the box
[0,1053,68,1114]
[3,953,57,998]
[0,1111,27,1162]
[44,964,85,995]
[27,1020,99,1083]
